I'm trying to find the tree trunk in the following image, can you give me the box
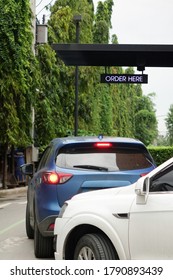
[2,143,8,189]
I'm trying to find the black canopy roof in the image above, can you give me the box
[52,43,173,68]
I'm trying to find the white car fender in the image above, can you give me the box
[55,211,130,260]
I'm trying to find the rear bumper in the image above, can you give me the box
[37,215,58,237]
[54,251,61,260]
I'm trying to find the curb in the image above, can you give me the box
[0,186,27,197]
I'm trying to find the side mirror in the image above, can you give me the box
[20,163,34,176]
[135,176,150,204]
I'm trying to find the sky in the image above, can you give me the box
[36,0,173,136]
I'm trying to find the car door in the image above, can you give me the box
[28,146,52,224]
[129,166,173,259]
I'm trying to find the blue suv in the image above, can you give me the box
[21,136,156,258]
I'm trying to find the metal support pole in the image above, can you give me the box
[73,15,82,136]
[74,65,79,136]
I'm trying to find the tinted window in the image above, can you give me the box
[150,165,173,192]
[37,146,52,170]
[56,145,153,171]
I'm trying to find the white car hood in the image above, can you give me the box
[71,183,135,201]
[64,184,136,216]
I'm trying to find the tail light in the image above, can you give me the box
[42,171,73,184]
[140,173,148,177]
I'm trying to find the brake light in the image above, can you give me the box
[42,172,73,184]
[140,173,148,177]
[94,142,112,148]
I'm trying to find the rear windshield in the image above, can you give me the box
[56,144,153,171]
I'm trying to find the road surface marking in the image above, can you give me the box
[0,201,27,209]
[18,201,27,205]
[0,219,25,236]
[0,203,11,209]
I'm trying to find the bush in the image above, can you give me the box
[148,146,173,166]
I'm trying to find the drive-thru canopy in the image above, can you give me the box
[52,43,173,135]
[52,44,173,69]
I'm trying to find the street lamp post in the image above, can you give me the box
[73,15,82,136]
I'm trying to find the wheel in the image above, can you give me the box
[34,222,54,258]
[25,203,34,239]
[74,233,118,260]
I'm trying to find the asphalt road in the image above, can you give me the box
[0,189,37,260]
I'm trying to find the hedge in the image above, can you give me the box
[148,146,173,166]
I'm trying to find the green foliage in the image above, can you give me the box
[0,0,37,146]
[155,134,170,146]
[48,6,72,43]
[35,44,68,146]
[0,0,38,188]
[93,0,114,43]
[36,0,157,147]
[148,146,173,166]
[135,110,157,145]
[165,104,173,145]
[42,0,97,140]
[49,0,94,43]
[95,0,114,28]
[0,0,159,152]
[0,0,161,189]
[134,93,158,145]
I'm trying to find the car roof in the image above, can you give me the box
[50,136,145,146]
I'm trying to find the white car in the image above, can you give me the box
[54,157,173,260]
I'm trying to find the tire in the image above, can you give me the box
[74,233,118,260]
[34,222,54,258]
[25,203,34,239]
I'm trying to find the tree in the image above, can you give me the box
[165,104,173,145]
[93,0,114,43]
[134,93,158,145]
[0,0,37,188]
[47,0,97,136]
[35,44,66,146]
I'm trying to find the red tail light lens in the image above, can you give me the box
[47,223,55,231]
[58,173,73,184]
[94,142,112,148]
[42,172,73,184]
[140,173,148,177]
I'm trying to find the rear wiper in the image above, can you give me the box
[73,165,108,171]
